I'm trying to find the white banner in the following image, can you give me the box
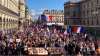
[10,39,13,42]
[16,39,20,42]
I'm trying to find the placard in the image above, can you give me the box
[10,39,13,42]
[16,39,20,42]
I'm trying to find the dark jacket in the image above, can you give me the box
[65,44,69,51]
[75,45,81,54]
[5,46,9,55]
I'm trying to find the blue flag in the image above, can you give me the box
[41,15,47,23]
[80,27,84,33]
[8,34,11,38]
[67,29,71,35]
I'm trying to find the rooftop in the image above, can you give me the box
[43,9,64,15]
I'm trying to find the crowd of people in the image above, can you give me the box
[0,23,100,56]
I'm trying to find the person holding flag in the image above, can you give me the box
[54,28,57,34]
[1,29,6,37]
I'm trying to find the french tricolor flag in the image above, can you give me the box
[47,27,49,32]
[36,25,38,28]
[80,42,84,45]
[48,32,52,37]
[41,15,53,23]
[1,29,6,37]
[36,35,40,40]
[19,34,22,39]
[41,28,45,31]
[55,22,58,25]
[34,25,35,27]
[63,29,71,36]
[74,27,84,33]
[54,28,57,34]
[83,32,87,39]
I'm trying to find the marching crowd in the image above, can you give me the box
[0,24,100,56]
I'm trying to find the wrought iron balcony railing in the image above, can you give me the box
[0,4,19,16]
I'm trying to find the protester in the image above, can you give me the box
[0,23,100,56]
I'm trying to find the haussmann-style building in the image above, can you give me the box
[64,0,100,36]
[19,0,33,27]
[42,9,64,26]
[0,0,33,35]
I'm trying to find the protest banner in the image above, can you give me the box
[28,47,66,55]
[10,39,13,42]
[16,39,20,42]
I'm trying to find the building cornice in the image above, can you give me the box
[80,0,91,3]
[64,1,80,5]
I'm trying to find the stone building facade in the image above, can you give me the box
[64,0,100,29]
[0,0,19,34]
[0,0,33,34]
[19,0,33,26]
[43,9,64,26]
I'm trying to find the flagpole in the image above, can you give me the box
[69,28,71,39]
[79,33,80,43]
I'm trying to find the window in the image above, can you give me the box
[64,20,67,25]
[97,19,99,25]
[19,1,21,4]
[73,20,76,25]
[87,10,89,17]
[65,12,67,17]
[92,2,93,6]
[87,4,89,7]
[19,13,20,16]
[97,0,99,4]
[19,6,20,10]
[83,11,85,17]
[87,20,89,25]
[83,5,85,8]
[73,11,76,17]
[68,20,69,25]
[84,20,85,25]
[92,19,93,25]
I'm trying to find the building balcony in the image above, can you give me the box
[25,9,29,12]
[0,4,19,17]
[19,17,26,20]
[19,2,24,5]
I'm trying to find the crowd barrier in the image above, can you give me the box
[28,47,66,55]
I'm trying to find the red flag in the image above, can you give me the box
[49,15,53,21]
[66,34,68,37]
[63,33,64,35]
[54,29,57,34]
[83,36,86,39]
[74,27,77,33]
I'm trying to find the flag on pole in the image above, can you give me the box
[63,29,71,36]
[83,32,87,39]
[36,25,38,28]
[19,35,22,39]
[55,22,58,25]
[41,28,45,31]
[64,30,67,35]
[1,29,6,37]
[41,15,53,23]
[36,35,40,40]
[48,32,52,37]
[54,28,57,34]
[74,27,84,33]
[8,34,11,39]
[47,27,49,32]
